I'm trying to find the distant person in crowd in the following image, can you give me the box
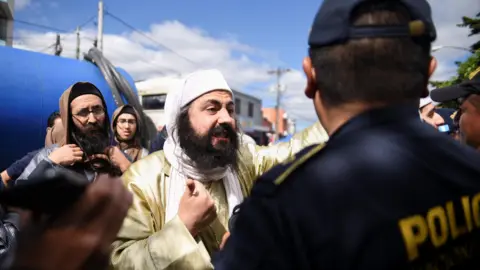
[431,67,480,149]
[17,82,123,184]
[149,125,168,152]
[47,111,62,128]
[45,111,63,147]
[0,111,64,189]
[8,174,132,270]
[215,0,480,269]
[110,69,327,270]
[419,96,445,128]
[110,105,149,171]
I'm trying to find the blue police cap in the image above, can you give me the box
[308,0,437,48]
[431,69,480,103]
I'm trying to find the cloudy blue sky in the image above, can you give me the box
[12,0,480,130]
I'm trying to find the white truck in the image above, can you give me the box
[135,76,183,130]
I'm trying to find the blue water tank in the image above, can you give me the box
[0,46,137,169]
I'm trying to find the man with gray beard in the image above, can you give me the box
[110,69,328,270]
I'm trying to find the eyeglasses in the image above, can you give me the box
[73,106,105,119]
[117,119,136,125]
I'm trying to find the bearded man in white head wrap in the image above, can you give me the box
[419,96,445,129]
[111,69,328,270]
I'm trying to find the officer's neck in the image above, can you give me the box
[320,102,385,136]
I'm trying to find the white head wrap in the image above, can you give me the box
[163,69,244,223]
[419,96,432,109]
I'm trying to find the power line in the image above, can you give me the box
[104,11,273,94]
[40,43,56,53]
[13,14,271,95]
[13,15,97,36]
[79,15,97,29]
[104,11,198,66]
[14,19,68,33]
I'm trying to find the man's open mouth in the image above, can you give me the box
[212,129,229,139]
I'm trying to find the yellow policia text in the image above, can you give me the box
[398,193,480,261]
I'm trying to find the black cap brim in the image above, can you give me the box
[430,84,470,103]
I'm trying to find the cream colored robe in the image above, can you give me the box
[110,122,327,269]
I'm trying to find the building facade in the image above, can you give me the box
[0,0,14,46]
[262,108,296,137]
[232,90,265,133]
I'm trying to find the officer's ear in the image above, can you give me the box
[429,56,437,78]
[303,57,316,99]
[422,56,438,98]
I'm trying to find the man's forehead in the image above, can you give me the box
[71,94,103,108]
[195,90,233,103]
[423,103,434,111]
[118,113,136,119]
[465,94,480,106]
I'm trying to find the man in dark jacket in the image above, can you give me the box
[16,82,123,183]
[0,111,62,189]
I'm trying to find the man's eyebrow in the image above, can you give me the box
[78,104,103,110]
[204,99,221,106]
[203,99,233,107]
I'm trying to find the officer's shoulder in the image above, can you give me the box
[252,143,325,197]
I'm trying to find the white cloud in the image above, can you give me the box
[429,0,480,81]
[12,0,479,131]
[14,21,274,89]
[14,0,31,10]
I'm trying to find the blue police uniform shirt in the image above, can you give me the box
[214,104,480,270]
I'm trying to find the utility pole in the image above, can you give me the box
[54,34,63,56]
[97,0,104,52]
[75,26,81,59]
[268,67,291,141]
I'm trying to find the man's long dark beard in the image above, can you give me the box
[73,125,110,157]
[71,124,121,176]
[177,114,239,172]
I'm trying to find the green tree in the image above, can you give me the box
[429,12,480,109]
[457,12,480,51]
[429,50,479,108]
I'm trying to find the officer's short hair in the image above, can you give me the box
[309,1,431,108]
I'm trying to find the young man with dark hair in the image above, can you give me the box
[215,0,480,269]
[46,111,61,129]
[0,111,63,189]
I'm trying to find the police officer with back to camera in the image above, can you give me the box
[214,0,480,269]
